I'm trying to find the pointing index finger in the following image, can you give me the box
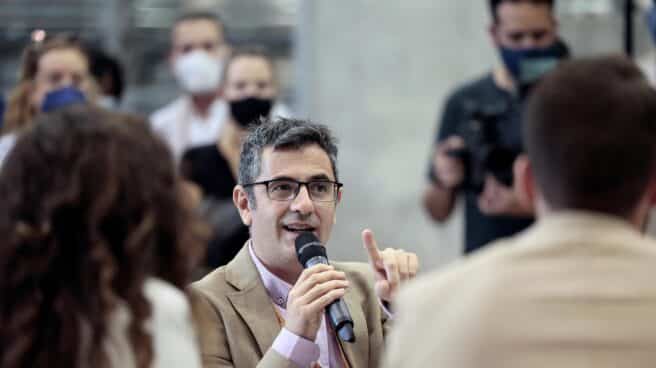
[362,229,383,268]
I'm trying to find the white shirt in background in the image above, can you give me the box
[150,96,293,161]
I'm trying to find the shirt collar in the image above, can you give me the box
[248,240,293,308]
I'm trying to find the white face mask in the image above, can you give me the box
[173,50,223,94]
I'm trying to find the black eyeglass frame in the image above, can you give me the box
[242,178,344,202]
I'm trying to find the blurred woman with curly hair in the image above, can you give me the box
[0,106,208,367]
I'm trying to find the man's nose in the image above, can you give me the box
[519,36,539,49]
[243,86,261,97]
[290,184,314,215]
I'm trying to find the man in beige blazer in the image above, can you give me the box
[384,55,656,368]
[190,117,419,367]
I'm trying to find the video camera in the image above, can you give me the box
[447,39,570,194]
[447,103,519,194]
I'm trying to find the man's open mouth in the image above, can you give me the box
[282,224,317,233]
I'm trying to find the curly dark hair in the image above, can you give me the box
[0,106,207,367]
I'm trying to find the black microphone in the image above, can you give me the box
[295,232,356,343]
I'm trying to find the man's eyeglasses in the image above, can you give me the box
[242,179,343,203]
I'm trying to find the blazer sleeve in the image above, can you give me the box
[189,288,300,368]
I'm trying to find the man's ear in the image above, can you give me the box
[233,185,252,226]
[513,154,537,213]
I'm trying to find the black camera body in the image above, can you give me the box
[447,103,520,194]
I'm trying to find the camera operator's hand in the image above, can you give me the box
[477,175,532,216]
[433,136,466,189]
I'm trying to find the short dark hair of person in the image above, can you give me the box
[238,117,339,207]
[88,47,125,101]
[0,106,208,368]
[489,0,554,23]
[523,55,656,217]
[172,10,227,41]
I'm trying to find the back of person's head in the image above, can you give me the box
[524,55,656,217]
[489,0,555,22]
[0,106,207,368]
[4,34,92,134]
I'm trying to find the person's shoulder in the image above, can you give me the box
[189,266,232,302]
[144,278,193,327]
[144,278,203,368]
[400,235,521,304]
[149,97,186,128]
[446,72,497,101]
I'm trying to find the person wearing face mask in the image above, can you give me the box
[149,11,231,161]
[0,34,94,166]
[181,46,287,270]
[423,0,567,254]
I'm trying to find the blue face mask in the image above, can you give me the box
[499,40,569,86]
[41,86,86,113]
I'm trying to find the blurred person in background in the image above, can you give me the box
[385,55,656,368]
[0,106,208,367]
[423,0,564,253]
[150,11,231,160]
[181,46,285,269]
[89,47,125,110]
[0,34,95,165]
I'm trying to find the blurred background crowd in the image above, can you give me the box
[0,0,654,269]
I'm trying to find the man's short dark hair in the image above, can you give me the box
[172,11,227,40]
[489,0,554,23]
[239,117,339,207]
[524,55,656,217]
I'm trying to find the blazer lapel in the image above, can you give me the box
[224,246,281,357]
[336,268,369,368]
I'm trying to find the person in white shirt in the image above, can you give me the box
[149,11,232,160]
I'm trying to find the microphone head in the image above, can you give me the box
[295,232,327,266]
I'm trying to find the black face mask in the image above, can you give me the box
[229,97,274,128]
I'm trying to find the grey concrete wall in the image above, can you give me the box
[296,1,497,271]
